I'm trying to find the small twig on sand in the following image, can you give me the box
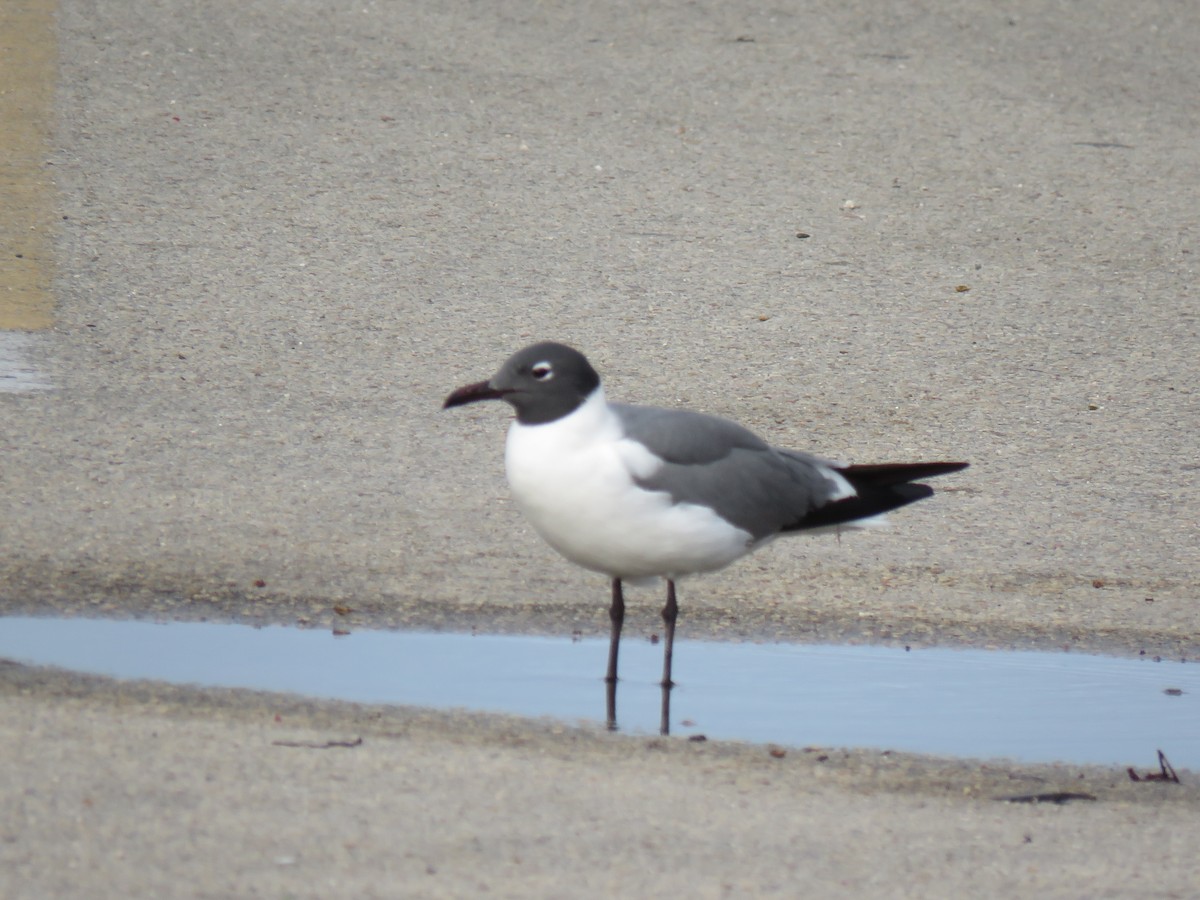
[1000,792,1097,805]
[1127,749,1181,783]
[272,737,363,749]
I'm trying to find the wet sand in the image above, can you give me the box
[3,0,1200,894]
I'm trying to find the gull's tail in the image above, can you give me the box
[784,461,969,532]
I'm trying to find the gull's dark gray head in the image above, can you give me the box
[443,342,601,425]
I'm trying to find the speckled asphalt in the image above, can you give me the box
[2,0,1199,895]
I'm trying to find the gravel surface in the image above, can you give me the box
[2,0,1199,895]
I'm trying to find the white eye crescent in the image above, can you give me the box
[531,361,554,381]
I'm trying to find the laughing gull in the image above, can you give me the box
[444,342,967,699]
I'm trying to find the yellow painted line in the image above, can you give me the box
[0,0,58,330]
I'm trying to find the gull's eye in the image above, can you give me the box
[530,361,554,381]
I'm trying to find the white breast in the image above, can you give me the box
[503,389,755,580]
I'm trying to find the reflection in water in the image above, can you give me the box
[0,616,1196,768]
[605,675,672,736]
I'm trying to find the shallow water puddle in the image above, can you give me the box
[0,332,53,392]
[1,616,1195,769]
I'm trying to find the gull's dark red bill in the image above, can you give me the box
[443,380,508,409]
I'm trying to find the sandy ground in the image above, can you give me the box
[2,0,1199,895]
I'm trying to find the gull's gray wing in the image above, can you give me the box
[611,403,842,540]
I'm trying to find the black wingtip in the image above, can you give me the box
[838,461,968,489]
[782,461,967,533]
[786,482,935,531]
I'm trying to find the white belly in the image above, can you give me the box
[503,391,754,580]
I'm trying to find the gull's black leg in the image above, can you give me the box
[661,579,678,689]
[605,578,625,731]
[659,579,678,735]
[606,578,625,683]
